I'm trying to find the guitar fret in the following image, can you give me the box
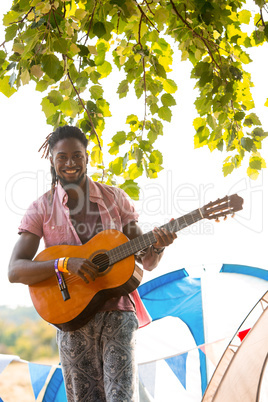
[107,209,203,265]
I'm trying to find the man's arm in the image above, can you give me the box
[8,232,56,285]
[8,232,100,286]
[123,220,177,271]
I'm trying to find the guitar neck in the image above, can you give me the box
[107,208,203,265]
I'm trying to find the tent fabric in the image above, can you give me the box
[220,264,268,281]
[202,291,268,401]
[138,269,207,394]
[42,367,67,402]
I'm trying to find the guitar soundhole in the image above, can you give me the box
[92,253,110,273]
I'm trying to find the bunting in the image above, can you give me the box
[28,363,51,400]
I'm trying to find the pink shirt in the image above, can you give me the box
[19,178,151,327]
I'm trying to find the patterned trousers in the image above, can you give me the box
[57,311,139,402]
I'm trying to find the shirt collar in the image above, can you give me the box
[55,176,114,206]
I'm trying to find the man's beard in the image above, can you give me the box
[57,171,86,188]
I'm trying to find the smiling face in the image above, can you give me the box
[50,137,88,188]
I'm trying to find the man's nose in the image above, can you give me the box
[65,157,76,166]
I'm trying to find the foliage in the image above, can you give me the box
[1,0,268,197]
[0,306,57,361]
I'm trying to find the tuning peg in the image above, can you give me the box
[215,218,220,222]
[224,216,227,221]
[231,213,235,218]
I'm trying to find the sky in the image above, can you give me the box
[1,1,268,308]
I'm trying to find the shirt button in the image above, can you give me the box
[51,226,55,230]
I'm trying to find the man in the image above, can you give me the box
[8,125,177,401]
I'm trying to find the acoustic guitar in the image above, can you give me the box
[29,193,243,331]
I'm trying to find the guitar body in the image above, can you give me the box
[29,229,143,331]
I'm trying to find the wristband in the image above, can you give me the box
[63,257,69,272]
[54,259,63,285]
[152,245,165,254]
[58,257,69,273]
[57,257,65,272]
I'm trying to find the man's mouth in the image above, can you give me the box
[63,169,79,174]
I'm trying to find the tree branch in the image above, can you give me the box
[8,6,35,25]
[67,70,102,152]
[134,0,160,33]
[83,1,97,45]
[169,0,221,71]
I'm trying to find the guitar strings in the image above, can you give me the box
[58,210,202,286]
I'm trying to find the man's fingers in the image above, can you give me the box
[81,260,99,281]
[153,227,177,247]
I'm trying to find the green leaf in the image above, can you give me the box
[97,61,112,78]
[247,167,259,180]
[149,150,163,164]
[110,157,123,175]
[0,76,16,97]
[244,113,262,127]
[47,90,63,106]
[97,99,111,117]
[53,38,70,54]
[234,111,245,121]
[162,78,177,94]
[41,98,57,119]
[112,131,127,145]
[90,85,103,100]
[117,79,129,98]
[127,163,143,180]
[93,22,106,38]
[5,25,18,42]
[41,55,61,79]
[59,99,80,118]
[120,180,140,200]
[161,93,176,107]
[238,10,251,24]
[249,155,266,170]
[3,11,21,26]
[241,137,253,152]
[91,148,103,166]
[222,162,234,177]
[158,106,172,122]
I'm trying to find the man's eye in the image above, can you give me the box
[74,154,82,158]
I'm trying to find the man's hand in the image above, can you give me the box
[152,219,177,250]
[67,258,99,283]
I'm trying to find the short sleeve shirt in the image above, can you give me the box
[18,177,151,326]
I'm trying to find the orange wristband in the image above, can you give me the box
[58,257,69,273]
[63,257,69,272]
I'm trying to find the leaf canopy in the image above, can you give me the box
[0,0,268,196]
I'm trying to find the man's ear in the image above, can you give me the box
[50,156,54,167]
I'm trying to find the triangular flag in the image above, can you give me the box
[238,328,251,342]
[28,363,51,400]
[165,353,188,389]
[0,354,19,375]
[200,338,229,366]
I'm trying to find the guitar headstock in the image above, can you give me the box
[201,194,244,221]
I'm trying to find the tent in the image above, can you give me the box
[202,290,268,401]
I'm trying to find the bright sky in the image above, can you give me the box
[1,1,268,308]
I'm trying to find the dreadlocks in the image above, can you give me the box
[39,126,89,199]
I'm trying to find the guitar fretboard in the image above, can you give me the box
[107,208,203,265]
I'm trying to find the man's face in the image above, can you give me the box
[50,137,88,187]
